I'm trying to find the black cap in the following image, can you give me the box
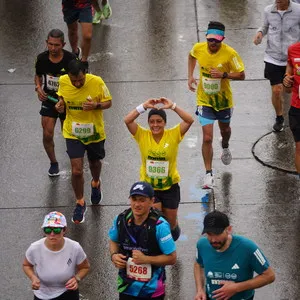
[202,211,230,234]
[129,181,154,198]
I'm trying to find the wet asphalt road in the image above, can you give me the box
[1,0,300,299]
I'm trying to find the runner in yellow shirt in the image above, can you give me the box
[188,21,245,189]
[56,59,112,224]
[124,97,194,241]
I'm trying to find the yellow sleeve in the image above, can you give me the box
[170,124,183,143]
[56,75,67,97]
[190,43,200,58]
[229,50,245,73]
[97,78,112,102]
[133,124,147,142]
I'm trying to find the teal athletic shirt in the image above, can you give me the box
[196,235,270,300]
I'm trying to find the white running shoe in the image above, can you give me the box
[221,148,232,165]
[202,173,214,189]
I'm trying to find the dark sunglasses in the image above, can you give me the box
[207,38,222,43]
[44,227,63,234]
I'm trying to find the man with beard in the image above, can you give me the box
[188,21,245,189]
[194,211,275,300]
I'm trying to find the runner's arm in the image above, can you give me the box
[215,266,275,296]
[132,249,176,266]
[23,257,40,290]
[97,99,112,110]
[188,54,197,92]
[283,62,294,93]
[227,71,245,80]
[124,98,157,135]
[109,240,127,269]
[75,258,90,281]
[34,75,48,101]
[55,96,65,113]
[194,262,206,296]
[210,69,245,80]
[65,258,90,291]
[34,75,42,90]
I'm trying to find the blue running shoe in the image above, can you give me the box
[72,202,87,224]
[91,181,103,205]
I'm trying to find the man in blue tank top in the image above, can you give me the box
[194,211,275,300]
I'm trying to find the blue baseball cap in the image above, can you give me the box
[129,181,154,198]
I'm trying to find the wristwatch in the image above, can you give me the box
[35,86,40,92]
[222,72,228,79]
[75,275,81,282]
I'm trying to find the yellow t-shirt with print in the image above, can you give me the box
[190,42,244,111]
[134,124,183,190]
[57,74,112,145]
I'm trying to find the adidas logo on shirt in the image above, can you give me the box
[231,263,240,269]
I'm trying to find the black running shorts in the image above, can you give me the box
[264,62,286,86]
[66,139,105,160]
[154,183,181,209]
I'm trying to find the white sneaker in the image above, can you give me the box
[202,173,214,189]
[221,148,232,165]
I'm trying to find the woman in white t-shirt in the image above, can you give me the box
[23,211,90,300]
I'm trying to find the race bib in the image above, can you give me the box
[126,257,151,282]
[146,160,169,178]
[72,122,94,138]
[46,74,59,91]
[202,77,221,95]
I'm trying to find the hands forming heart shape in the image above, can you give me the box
[144,97,174,110]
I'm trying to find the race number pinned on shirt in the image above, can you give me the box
[202,77,221,95]
[126,257,151,282]
[146,160,169,178]
[72,122,94,138]
[46,74,59,91]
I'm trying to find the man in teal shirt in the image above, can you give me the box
[194,211,275,300]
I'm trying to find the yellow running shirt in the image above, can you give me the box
[190,42,244,111]
[57,74,112,145]
[134,124,183,190]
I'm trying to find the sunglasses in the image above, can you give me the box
[207,38,222,43]
[43,227,63,234]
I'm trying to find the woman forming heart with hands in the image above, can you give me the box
[124,97,194,241]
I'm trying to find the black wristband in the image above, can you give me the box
[222,72,228,79]
[96,103,102,109]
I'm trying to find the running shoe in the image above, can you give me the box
[221,148,232,165]
[48,162,60,177]
[93,10,102,24]
[81,61,89,73]
[202,173,214,189]
[91,180,103,205]
[72,202,87,224]
[73,47,82,60]
[102,2,112,19]
[273,117,284,132]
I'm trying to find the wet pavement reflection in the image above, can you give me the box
[1,0,300,299]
